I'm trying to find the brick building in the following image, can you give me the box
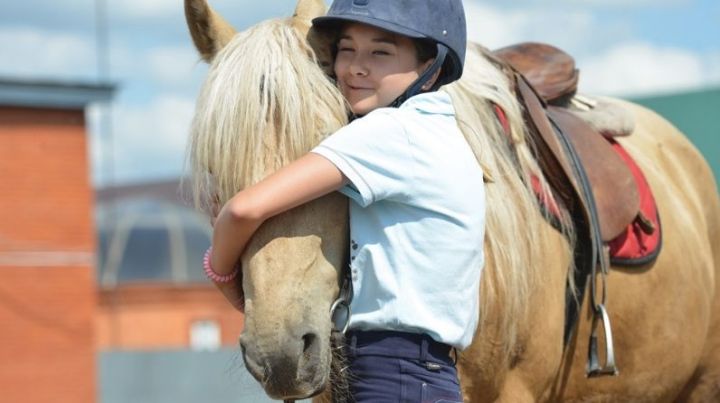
[0,78,258,403]
[0,78,113,403]
[94,180,244,351]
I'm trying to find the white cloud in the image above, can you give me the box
[464,3,601,54]
[469,0,689,7]
[0,27,96,79]
[90,94,196,185]
[113,0,299,20]
[147,46,205,86]
[114,0,181,18]
[705,51,720,85]
[579,42,708,96]
[463,3,719,97]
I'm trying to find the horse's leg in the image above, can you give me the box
[483,226,569,403]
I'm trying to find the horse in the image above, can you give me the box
[184,0,720,401]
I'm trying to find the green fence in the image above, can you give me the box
[632,87,720,187]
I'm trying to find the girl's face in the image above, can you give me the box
[334,23,431,115]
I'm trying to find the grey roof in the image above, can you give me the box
[95,179,212,287]
[0,77,115,109]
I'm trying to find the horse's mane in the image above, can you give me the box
[444,44,575,362]
[188,18,348,211]
[188,15,575,368]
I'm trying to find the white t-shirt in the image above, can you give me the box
[311,91,485,349]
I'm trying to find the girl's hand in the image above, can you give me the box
[214,275,245,313]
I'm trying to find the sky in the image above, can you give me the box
[1,0,718,187]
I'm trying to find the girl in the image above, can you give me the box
[207,1,480,401]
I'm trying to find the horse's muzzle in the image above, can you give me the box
[240,330,328,400]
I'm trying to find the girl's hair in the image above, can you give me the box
[413,37,438,63]
[413,38,453,88]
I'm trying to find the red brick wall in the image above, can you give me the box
[97,284,244,349]
[0,106,96,403]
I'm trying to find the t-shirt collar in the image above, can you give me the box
[399,91,454,116]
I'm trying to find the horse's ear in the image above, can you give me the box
[185,0,237,63]
[292,0,326,28]
[291,0,334,76]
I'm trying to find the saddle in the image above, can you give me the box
[492,42,640,243]
[494,42,579,106]
[489,42,659,377]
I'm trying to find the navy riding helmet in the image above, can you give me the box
[312,0,467,107]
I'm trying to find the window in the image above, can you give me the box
[190,320,221,351]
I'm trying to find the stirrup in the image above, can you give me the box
[586,303,619,377]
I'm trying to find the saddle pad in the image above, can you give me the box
[606,140,662,266]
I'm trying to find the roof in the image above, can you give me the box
[95,179,211,287]
[0,77,115,109]
[96,179,189,206]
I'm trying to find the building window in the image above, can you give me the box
[190,320,221,351]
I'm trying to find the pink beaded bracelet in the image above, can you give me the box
[203,246,239,283]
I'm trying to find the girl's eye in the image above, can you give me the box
[373,50,390,56]
[338,47,354,53]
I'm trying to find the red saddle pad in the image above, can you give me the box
[605,140,662,266]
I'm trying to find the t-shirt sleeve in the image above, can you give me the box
[311,111,414,207]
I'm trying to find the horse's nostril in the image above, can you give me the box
[302,333,317,354]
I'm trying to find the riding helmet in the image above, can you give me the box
[313,0,467,102]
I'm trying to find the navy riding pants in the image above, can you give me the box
[344,331,463,403]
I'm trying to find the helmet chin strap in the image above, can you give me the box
[349,44,448,120]
[388,44,449,108]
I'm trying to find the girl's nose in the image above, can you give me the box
[349,57,369,77]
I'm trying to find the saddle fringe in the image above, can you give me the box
[568,95,636,137]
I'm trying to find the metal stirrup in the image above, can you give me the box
[587,246,618,377]
[587,303,619,377]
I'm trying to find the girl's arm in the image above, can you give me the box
[210,153,346,309]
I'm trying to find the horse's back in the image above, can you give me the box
[620,100,718,208]
[556,98,720,402]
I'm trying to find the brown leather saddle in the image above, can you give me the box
[494,42,579,106]
[488,42,648,376]
[491,42,640,244]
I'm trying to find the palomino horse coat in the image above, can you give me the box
[185,0,720,401]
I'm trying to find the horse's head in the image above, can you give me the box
[185,0,349,399]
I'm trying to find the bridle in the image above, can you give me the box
[330,261,353,335]
[283,262,353,403]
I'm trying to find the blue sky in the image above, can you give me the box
[1,0,718,187]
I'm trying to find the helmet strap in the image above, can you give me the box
[388,44,449,109]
